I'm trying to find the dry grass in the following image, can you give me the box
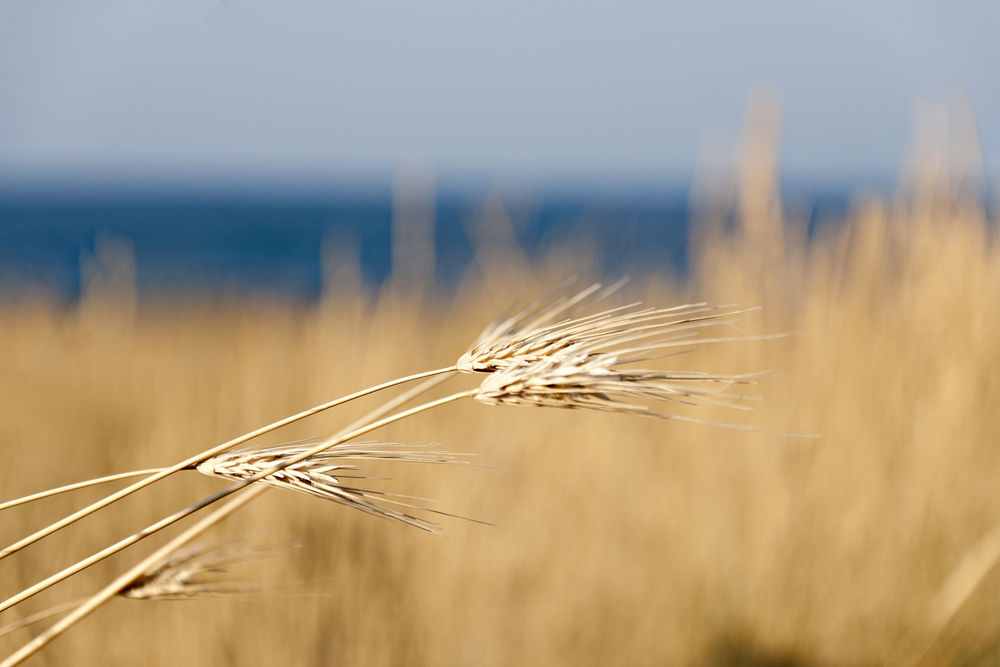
[2,126,1000,664]
[117,539,286,602]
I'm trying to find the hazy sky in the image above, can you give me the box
[0,1,996,190]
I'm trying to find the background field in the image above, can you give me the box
[2,132,999,665]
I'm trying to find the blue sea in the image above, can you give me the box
[0,184,854,301]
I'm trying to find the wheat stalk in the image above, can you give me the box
[0,470,165,512]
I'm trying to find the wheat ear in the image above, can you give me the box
[0,540,284,638]
[458,283,766,374]
[196,442,475,531]
[118,539,287,601]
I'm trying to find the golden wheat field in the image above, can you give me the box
[2,139,1000,665]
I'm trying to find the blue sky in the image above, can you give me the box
[0,1,996,191]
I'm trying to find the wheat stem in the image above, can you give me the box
[334,372,452,438]
[0,599,86,639]
[0,470,164,512]
[0,366,456,560]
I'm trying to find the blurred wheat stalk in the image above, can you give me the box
[1,97,999,666]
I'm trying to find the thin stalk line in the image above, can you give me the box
[0,470,163,512]
[0,598,86,639]
[335,372,452,438]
